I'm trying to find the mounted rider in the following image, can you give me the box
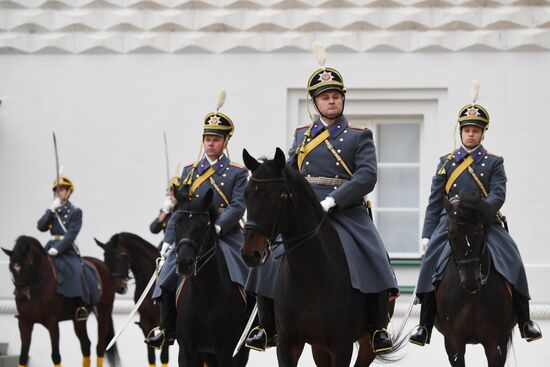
[150,175,180,241]
[145,90,250,349]
[409,81,543,346]
[37,173,98,321]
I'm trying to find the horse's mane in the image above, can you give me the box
[13,235,47,260]
[115,232,159,254]
[255,156,324,218]
[452,189,486,224]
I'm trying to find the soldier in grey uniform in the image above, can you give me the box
[409,86,542,346]
[145,96,251,349]
[37,175,96,321]
[246,51,399,353]
[149,175,180,245]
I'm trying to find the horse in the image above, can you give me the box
[2,235,119,367]
[94,232,170,367]
[435,191,515,367]
[171,187,253,367]
[240,148,399,367]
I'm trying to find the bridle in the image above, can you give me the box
[447,216,490,289]
[10,251,53,299]
[175,209,217,277]
[244,174,327,261]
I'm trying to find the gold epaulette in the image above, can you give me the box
[184,161,196,168]
[295,124,310,131]
[348,124,366,130]
[440,152,453,159]
[487,152,502,158]
[230,162,245,169]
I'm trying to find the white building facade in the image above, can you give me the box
[0,1,549,365]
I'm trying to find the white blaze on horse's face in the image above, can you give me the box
[13,263,21,274]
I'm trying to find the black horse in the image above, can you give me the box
[240,148,399,367]
[172,187,253,367]
[95,233,170,366]
[435,191,515,366]
[2,236,119,367]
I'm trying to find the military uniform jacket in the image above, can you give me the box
[37,201,97,304]
[150,211,171,235]
[416,145,530,298]
[286,115,398,294]
[153,155,250,298]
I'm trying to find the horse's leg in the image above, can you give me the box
[160,344,170,367]
[276,339,305,367]
[73,319,92,367]
[353,335,375,367]
[311,345,331,367]
[46,319,62,367]
[17,319,33,366]
[484,339,509,367]
[178,340,199,367]
[330,343,354,367]
[444,337,465,367]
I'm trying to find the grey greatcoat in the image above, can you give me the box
[153,155,250,299]
[246,116,398,297]
[416,145,530,298]
[37,201,99,305]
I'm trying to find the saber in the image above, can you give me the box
[232,303,258,357]
[52,132,60,186]
[106,256,167,350]
[163,131,170,185]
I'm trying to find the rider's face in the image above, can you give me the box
[461,125,483,149]
[54,187,71,201]
[314,90,344,122]
[203,134,225,160]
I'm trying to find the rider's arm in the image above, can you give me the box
[215,168,248,234]
[150,212,165,234]
[421,157,448,239]
[329,128,377,209]
[37,210,54,232]
[52,209,82,253]
[484,156,506,212]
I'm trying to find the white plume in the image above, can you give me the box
[58,165,64,177]
[312,41,326,68]
[216,89,227,112]
[470,80,480,103]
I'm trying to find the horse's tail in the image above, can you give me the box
[374,295,415,362]
[104,315,120,367]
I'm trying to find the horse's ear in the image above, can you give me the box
[173,184,187,207]
[202,188,214,209]
[94,238,105,250]
[2,247,13,257]
[243,149,260,172]
[274,147,286,171]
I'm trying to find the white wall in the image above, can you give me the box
[1,52,550,365]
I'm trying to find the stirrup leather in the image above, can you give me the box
[245,326,268,352]
[145,326,165,350]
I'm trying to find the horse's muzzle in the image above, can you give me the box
[241,246,267,268]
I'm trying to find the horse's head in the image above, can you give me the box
[173,186,218,277]
[95,235,129,294]
[241,148,295,267]
[2,236,46,302]
[444,189,491,294]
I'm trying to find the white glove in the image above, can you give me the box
[320,197,336,213]
[49,198,62,212]
[160,242,172,258]
[421,238,430,253]
[48,248,58,256]
[214,224,222,235]
[161,196,175,214]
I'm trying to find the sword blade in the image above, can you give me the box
[232,302,258,357]
[52,132,60,184]
[106,258,163,350]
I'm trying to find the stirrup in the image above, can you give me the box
[75,306,89,322]
[522,321,543,342]
[245,326,268,352]
[409,325,431,346]
[371,328,393,353]
[145,326,165,350]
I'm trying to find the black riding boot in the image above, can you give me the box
[245,295,277,351]
[144,290,177,350]
[366,290,393,353]
[513,290,542,342]
[410,291,436,346]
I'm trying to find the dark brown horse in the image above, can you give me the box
[436,192,515,366]
[172,188,252,367]
[94,233,170,366]
[2,235,119,367]
[240,148,399,367]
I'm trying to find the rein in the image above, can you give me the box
[244,174,327,260]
